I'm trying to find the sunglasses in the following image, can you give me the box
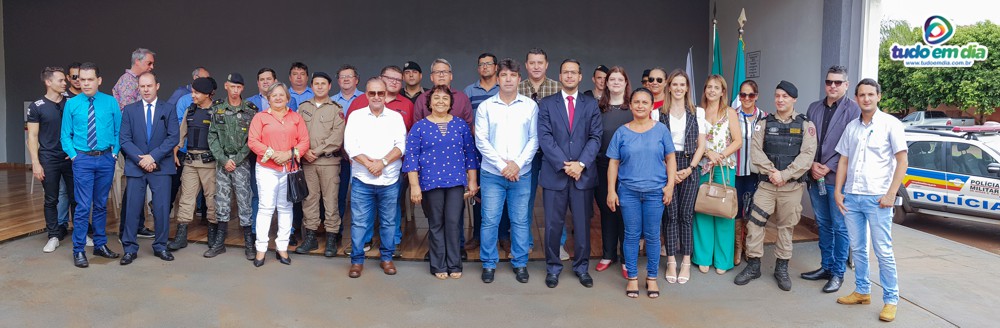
[825,80,846,87]
[69,75,79,80]
[647,77,664,83]
[367,91,387,97]
[531,93,539,100]
[739,92,758,99]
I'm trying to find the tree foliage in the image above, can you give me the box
[878,20,1000,123]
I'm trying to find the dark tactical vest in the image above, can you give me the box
[762,114,807,171]
[660,107,699,158]
[185,105,212,151]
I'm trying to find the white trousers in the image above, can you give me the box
[255,164,293,252]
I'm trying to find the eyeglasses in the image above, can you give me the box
[367,91,387,97]
[478,62,495,67]
[69,75,79,80]
[339,74,355,80]
[825,80,846,87]
[738,92,758,99]
[647,77,664,83]
[431,70,452,76]
[381,75,402,83]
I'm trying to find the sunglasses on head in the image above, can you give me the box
[739,92,758,99]
[825,80,845,87]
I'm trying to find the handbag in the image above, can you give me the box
[694,166,738,219]
[286,154,309,203]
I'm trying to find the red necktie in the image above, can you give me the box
[567,95,575,131]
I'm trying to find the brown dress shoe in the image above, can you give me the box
[349,264,364,278]
[380,261,397,275]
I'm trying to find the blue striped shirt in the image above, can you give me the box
[61,92,121,159]
[464,81,499,113]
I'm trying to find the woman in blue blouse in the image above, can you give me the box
[403,85,479,279]
[606,88,676,298]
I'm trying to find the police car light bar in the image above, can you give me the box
[953,122,1000,133]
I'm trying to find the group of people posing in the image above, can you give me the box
[26,47,906,322]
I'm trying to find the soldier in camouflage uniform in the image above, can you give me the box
[208,73,258,260]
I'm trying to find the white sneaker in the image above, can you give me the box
[86,236,94,247]
[560,247,570,261]
[43,237,60,253]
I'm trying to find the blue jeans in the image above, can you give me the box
[844,193,899,305]
[349,178,399,264]
[71,152,115,252]
[361,178,404,246]
[57,180,70,226]
[809,183,849,277]
[619,185,663,278]
[480,171,532,269]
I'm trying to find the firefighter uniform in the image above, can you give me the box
[294,94,346,256]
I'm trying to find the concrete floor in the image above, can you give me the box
[2,224,996,327]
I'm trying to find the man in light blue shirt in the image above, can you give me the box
[475,58,538,283]
[288,62,314,106]
[60,62,122,267]
[333,65,364,109]
[248,67,298,111]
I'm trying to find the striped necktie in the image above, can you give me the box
[87,97,97,149]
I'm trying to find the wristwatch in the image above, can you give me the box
[381,158,389,166]
[579,162,585,169]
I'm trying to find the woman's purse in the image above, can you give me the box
[694,166,737,219]
[287,152,309,203]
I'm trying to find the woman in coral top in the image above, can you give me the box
[247,82,310,267]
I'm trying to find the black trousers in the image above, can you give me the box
[425,186,464,274]
[595,157,624,262]
[543,184,593,275]
[41,157,74,239]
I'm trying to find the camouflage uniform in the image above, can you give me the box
[208,99,257,227]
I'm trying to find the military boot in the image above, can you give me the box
[205,223,219,249]
[295,229,319,254]
[204,221,227,258]
[167,224,189,251]
[734,257,761,285]
[243,226,255,260]
[774,258,792,291]
[324,233,341,257]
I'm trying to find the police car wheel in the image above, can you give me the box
[892,205,907,224]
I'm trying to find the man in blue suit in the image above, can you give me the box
[119,72,179,264]
[537,59,602,288]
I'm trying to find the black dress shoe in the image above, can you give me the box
[276,252,291,265]
[120,252,137,265]
[514,267,529,283]
[154,250,175,261]
[461,249,468,261]
[93,245,120,258]
[74,252,89,268]
[253,256,266,267]
[545,273,559,288]
[481,268,496,283]
[822,276,844,293]
[800,267,832,281]
[576,272,594,288]
[137,227,155,239]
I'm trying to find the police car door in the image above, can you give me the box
[903,140,949,211]
[946,141,1000,219]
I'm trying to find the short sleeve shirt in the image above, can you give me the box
[606,123,676,192]
[834,110,908,195]
[26,97,69,160]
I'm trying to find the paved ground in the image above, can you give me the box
[902,212,1000,255]
[1,224,996,327]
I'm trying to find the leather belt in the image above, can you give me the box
[77,148,111,156]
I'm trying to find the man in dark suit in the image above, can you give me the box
[537,59,603,288]
[119,71,179,264]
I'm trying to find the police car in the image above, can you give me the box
[895,123,1000,224]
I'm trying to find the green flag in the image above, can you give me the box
[731,36,745,103]
[712,24,723,76]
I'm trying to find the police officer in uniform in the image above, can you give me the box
[734,81,817,291]
[295,72,346,257]
[167,77,219,254]
[208,73,257,259]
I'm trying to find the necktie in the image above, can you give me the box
[87,97,97,149]
[566,95,575,132]
[146,103,153,143]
